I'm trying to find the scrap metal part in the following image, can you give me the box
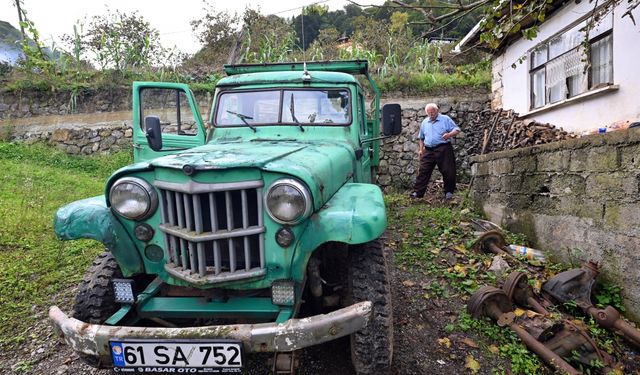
[271,351,300,375]
[472,231,509,255]
[542,261,599,309]
[503,271,550,315]
[469,286,581,375]
[543,262,640,347]
[468,286,513,323]
[504,271,616,369]
[542,320,615,368]
[49,301,372,366]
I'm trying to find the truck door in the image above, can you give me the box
[357,91,372,183]
[132,82,207,162]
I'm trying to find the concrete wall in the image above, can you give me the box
[470,128,640,320]
[494,3,640,133]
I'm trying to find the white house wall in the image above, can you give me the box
[498,2,640,133]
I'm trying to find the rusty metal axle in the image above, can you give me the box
[502,271,615,369]
[503,271,550,315]
[543,262,640,348]
[469,286,581,375]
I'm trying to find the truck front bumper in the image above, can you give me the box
[49,302,371,365]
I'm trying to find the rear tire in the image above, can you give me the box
[72,251,123,368]
[347,238,393,375]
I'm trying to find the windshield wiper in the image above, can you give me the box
[289,93,305,132]
[226,110,256,133]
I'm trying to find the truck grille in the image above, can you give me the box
[155,180,266,284]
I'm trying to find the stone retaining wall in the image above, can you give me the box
[0,87,212,119]
[0,88,131,118]
[470,129,640,321]
[13,122,134,154]
[378,96,492,190]
[2,93,493,191]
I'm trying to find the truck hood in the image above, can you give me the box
[149,139,357,206]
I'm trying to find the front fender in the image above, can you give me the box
[291,183,387,280]
[54,196,144,276]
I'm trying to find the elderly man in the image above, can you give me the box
[410,103,461,200]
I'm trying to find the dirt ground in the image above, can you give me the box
[0,234,513,375]
[1,225,639,375]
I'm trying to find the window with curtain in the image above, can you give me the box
[529,14,613,109]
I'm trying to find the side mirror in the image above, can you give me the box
[382,104,402,136]
[145,116,163,151]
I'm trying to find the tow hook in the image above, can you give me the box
[270,351,299,375]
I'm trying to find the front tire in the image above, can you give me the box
[72,251,123,368]
[347,238,394,375]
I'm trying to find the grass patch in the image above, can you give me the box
[376,69,490,94]
[0,142,131,348]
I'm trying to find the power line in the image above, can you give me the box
[157,1,336,37]
[271,0,332,15]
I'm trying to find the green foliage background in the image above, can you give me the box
[1,1,490,95]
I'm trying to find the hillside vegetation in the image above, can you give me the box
[0,2,489,95]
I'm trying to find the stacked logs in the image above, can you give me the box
[475,109,577,155]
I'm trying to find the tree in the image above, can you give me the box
[306,27,341,60]
[292,5,329,49]
[348,0,639,52]
[240,8,298,63]
[351,15,390,55]
[72,9,164,71]
[14,0,25,38]
[13,1,51,75]
[190,2,239,53]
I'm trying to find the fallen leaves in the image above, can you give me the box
[453,264,468,276]
[514,308,526,317]
[465,355,481,374]
[454,244,467,254]
[460,337,479,348]
[438,337,452,348]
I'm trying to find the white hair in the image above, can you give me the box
[425,103,439,111]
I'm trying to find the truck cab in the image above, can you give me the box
[49,60,401,375]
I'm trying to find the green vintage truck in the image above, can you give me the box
[49,60,402,374]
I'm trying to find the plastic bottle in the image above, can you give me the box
[508,244,546,262]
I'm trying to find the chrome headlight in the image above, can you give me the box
[265,179,312,224]
[109,177,158,220]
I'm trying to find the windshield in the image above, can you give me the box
[214,89,351,127]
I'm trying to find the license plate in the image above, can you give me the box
[110,340,243,373]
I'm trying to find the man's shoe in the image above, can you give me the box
[445,192,454,200]
[409,192,420,199]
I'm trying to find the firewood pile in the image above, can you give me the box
[475,109,577,155]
